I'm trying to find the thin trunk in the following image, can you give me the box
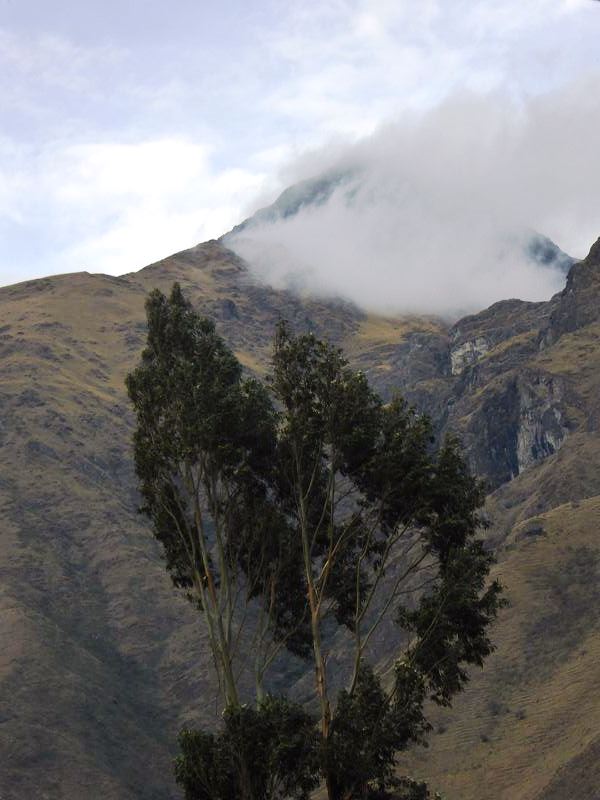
[310,588,334,799]
[254,605,267,704]
[187,464,240,707]
[298,482,333,799]
[210,471,235,647]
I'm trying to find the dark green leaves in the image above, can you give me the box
[127,284,274,482]
[400,542,505,705]
[327,665,430,799]
[128,288,504,800]
[175,698,319,800]
[126,283,279,593]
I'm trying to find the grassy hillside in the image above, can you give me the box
[1,237,599,799]
[0,242,443,800]
[401,240,600,798]
[406,494,600,800]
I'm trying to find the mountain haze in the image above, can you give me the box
[224,143,580,317]
[227,171,576,283]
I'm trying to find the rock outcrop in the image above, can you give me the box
[542,236,600,345]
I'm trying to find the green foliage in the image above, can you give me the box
[398,437,508,706]
[384,776,444,799]
[268,322,505,798]
[126,283,278,594]
[128,288,505,800]
[270,322,435,631]
[325,665,431,799]
[126,285,309,705]
[175,697,319,800]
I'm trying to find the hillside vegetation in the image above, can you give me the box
[1,237,599,799]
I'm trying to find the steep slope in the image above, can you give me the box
[1,236,599,800]
[396,238,600,497]
[226,169,356,237]
[0,272,207,800]
[405,494,600,800]
[0,241,443,800]
[402,237,600,799]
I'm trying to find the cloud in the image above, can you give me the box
[0,27,126,126]
[0,137,266,285]
[258,0,599,142]
[229,76,600,318]
[1,0,599,289]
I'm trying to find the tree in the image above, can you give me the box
[126,285,304,708]
[268,322,504,798]
[127,286,504,800]
[175,697,319,800]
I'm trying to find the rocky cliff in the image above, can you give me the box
[393,240,600,492]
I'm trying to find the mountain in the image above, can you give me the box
[226,169,356,237]
[525,232,577,274]
[224,170,576,280]
[0,243,442,800]
[402,236,600,799]
[1,234,599,800]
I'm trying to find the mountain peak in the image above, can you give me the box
[542,232,600,345]
[585,235,600,267]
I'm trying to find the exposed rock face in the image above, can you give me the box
[449,299,552,376]
[400,294,574,488]
[464,377,522,484]
[448,238,599,483]
[384,240,600,489]
[542,236,600,345]
[359,329,451,399]
[446,370,569,487]
[450,336,489,375]
[515,374,568,472]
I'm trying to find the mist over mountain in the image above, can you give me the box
[226,86,599,318]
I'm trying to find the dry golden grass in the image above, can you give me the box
[481,329,538,360]
[354,315,444,345]
[1,243,438,800]
[2,240,600,800]
[403,494,600,800]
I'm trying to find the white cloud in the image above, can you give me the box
[229,76,600,318]
[257,0,600,143]
[54,140,213,201]
[1,0,599,288]
[0,27,125,107]
[0,137,266,285]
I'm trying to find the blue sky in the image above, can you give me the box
[1,0,599,287]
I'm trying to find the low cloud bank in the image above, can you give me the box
[229,79,600,318]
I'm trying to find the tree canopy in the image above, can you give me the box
[127,284,505,800]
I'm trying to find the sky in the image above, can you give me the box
[1,0,599,313]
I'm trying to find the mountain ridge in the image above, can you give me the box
[1,235,599,799]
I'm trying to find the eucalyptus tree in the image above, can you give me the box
[127,286,504,800]
[126,284,303,707]
[269,322,505,799]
